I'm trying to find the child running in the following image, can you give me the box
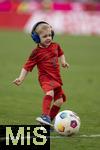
[13,21,69,126]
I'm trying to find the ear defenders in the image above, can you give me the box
[31,21,54,43]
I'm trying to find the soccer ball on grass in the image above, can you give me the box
[54,110,81,136]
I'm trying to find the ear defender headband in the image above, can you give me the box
[31,21,54,43]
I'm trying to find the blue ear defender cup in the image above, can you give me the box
[31,31,41,43]
[31,21,54,43]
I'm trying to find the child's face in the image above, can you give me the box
[39,28,52,47]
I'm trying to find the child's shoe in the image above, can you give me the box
[36,115,52,126]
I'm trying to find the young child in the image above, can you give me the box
[13,21,69,126]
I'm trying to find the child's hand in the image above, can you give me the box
[13,68,28,86]
[13,78,23,86]
[62,62,69,68]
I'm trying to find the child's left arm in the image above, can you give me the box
[60,54,69,68]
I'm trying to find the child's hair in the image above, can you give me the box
[35,23,51,35]
[31,21,54,43]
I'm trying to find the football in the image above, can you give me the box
[54,110,81,136]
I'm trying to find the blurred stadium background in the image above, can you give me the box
[0,0,100,34]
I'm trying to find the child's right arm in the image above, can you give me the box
[13,68,28,86]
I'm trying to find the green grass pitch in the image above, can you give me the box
[0,29,100,149]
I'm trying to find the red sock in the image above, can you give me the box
[42,95,53,115]
[49,105,60,121]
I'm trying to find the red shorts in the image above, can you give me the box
[40,78,61,92]
[41,82,66,102]
[40,77,66,102]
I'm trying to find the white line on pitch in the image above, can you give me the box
[0,134,100,141]
[50,134,100,138]
[79,134,100,138]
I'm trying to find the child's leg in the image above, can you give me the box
[36,90,54,125]
[49,87,67,121]
[42,90,54,115]
[49,98,64,121]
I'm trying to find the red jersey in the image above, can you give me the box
[23,42,64,92]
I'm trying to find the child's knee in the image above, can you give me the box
[54,98,64,107]
[46,90,54,97]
